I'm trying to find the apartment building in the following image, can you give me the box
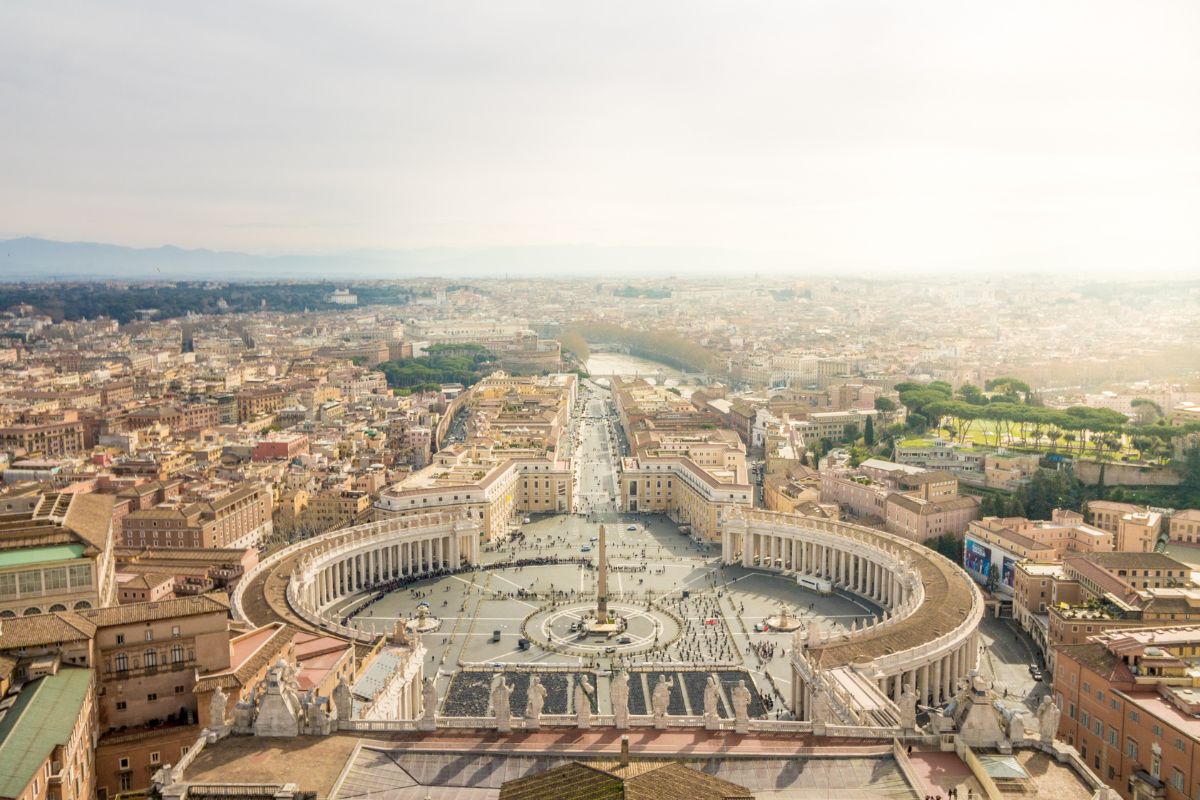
[819,461,979,542]
[0,664,96,800]
[790,409,878,447]
[0,412,86,458]
[963,511,1114,596]
[121,483,272,549]
[126,403,221,433]
[308,489,372,530]
[1038,552,1200,670]
[1055,626,1200,800]
[251,433,310,462]
[234,387,286,423]
[894,439,987,484]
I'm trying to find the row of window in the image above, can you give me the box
[0,564,92,599]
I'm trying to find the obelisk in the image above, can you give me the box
[597,524,608,620]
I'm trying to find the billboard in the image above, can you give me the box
[964,537,991,578]
[1002,556,1017,588]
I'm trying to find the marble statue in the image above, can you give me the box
[419,677,438,731]
[899,683,917,730]
[209,686,229,729]
[806,619,822,648]
[703,675,720,729]
[1035,695,1061,743]
[731,680,752,733]
[610,671,630,729]
[300,689,335,735]
[1007,709,1026,743]
[492,675,513,733]
[232,699,256,734]
[651,674,674,728]
[575,674,594,729]
[525,675,546,729]
[332,675,353,725]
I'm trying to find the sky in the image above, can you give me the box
[2,1,1199,276]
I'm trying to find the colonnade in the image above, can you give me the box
[733,529,909,610]
[282,515,482,615]
[722,509,984,722]
[308,532,465,609]
[875,628,982,708]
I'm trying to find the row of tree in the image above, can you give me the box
[559,322,718,373]
[897,379,1200,461]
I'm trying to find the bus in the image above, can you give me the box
[797,576,833,595]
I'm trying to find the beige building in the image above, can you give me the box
[620,453,753,541]
[307,489,372,531]
[91,593,233,732]
[0,665,96,800]
[0,491,118,618]
[376,445,573,541]
[121,483,273,550]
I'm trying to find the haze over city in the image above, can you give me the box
[3,4,1200,800]
[3,1,1200,277]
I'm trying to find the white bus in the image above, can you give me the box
[797,575,833,595]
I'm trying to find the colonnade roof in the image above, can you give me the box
[815,539,976,670]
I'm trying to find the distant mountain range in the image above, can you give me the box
[0,237,766,281]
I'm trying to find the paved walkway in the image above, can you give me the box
[363,728,895,757]
[906,750,981,798]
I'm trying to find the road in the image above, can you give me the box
[572,382,622,515]
[976,614,1049,713]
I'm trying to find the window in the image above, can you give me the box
[145,628,154,642]
[116,701,127,711]
[147,692,157,701]
[1081,711,1089,727]
[115,654,128,673]
[115,633,125,645]
[1173,769,1184,791]
[120,774,132,791]
[118,758,130,770]
[68,564,91,587]
[175,685,185,694]
[1153,724,1163,737]
[1109,727,1118,746]
[43,567,68,591]
[18,571,41,594]
[144,650,157,668]
[1127,738,1138,760]
[150,751,160,764]
[1130,710,1140,722]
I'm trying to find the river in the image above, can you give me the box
[585,352,680,377]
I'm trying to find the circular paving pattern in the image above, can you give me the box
[522,601,681,657]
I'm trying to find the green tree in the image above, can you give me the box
[864,415,875,446]
[956,383,986,405]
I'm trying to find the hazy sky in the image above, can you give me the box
[2,1,1199,275]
